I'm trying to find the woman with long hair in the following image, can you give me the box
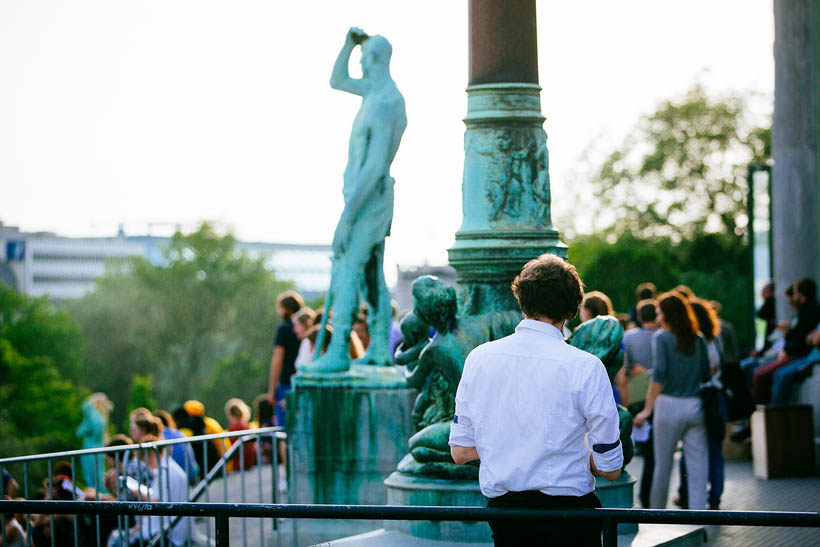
[634,292,710,509]
[678,298,726,509]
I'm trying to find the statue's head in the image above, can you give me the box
[568,315,624,383]
[399,312,430,347]
[411,276,457,334]
[360,35,392,76]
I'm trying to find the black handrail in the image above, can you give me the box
[2,500,819,547]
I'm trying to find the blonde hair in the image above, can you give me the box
[224,398,251,423]
[129,407,153,422]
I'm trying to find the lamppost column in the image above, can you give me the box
[449,0,566,315]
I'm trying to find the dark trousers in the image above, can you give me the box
[486,490,602,546]
[637,424,655,508]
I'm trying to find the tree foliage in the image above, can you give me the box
[68,222,293,425]
[0,285,86,457]
[565,84,770,349]
[591,84,769,239]
[568,232,754,348]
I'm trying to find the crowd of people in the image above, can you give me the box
[600,278,819,512]
[2,397,276,546]
[2,287,405,546]
[4,277,819,544]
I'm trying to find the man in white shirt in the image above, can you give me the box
[449,254,623,546]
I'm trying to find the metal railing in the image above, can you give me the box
[0,427,286,547]
[0,500,818,547]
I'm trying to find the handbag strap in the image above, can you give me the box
[698,337,711,386]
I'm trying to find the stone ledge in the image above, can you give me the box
[292,364,408,389]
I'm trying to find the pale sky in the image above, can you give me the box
[0,1,774,276]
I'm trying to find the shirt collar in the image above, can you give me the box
[515,319,565,340]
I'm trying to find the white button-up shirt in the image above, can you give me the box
[449,319,623,498]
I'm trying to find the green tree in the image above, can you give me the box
[565,84,770,348]
[591,84,769,239]
[0,285,86,457]
[0,285,85,383]
[69,222,293,424]
[568,232,754,348]
[201,353,267,419]
[128,374,158,415]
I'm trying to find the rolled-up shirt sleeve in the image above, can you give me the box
[582,361,624,472]
[448,369,476,448]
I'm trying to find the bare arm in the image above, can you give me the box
[450,445,479,465]
[268,346,285,399]
[330,27,367,96]
[589,452,621,481]
[633,380,662,427]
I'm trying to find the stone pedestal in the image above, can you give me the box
[595,471,638,534]
[287,365,416,546]
[383,472,492,543]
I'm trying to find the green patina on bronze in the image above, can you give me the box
[302,27,407,373]
[396,276,520,479]
[448,83,566,316]
[568,315,634,466]
[287,374,415,505]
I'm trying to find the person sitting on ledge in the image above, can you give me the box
[449,254,623,546]
[752,278,820,404]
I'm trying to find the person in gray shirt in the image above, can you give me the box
[634,292,709,509]
[621,298,658,508]
[624,299,659,374]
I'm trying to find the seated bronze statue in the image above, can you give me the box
[397,276,520,479]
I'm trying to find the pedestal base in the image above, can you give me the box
[384,472,492,543]
[287,365,416,546]
[595,471,638,534]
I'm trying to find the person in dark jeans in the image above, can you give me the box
[752,278,820,404]
[268,290,304,476]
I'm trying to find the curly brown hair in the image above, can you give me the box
[658,291,699,354]
[511,254,584,322]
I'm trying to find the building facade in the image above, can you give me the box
[0,221,333,301]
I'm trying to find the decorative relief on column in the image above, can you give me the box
[466,127,551,227]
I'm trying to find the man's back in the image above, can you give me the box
[453,319,622,498]
[623,327,655,372]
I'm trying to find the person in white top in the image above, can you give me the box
[108,436,191,547]
[293,307,317,370]
[449,253,623,546]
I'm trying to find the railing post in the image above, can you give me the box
[215,513,230,547]
[602,517,617,547]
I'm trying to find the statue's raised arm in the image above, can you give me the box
[330,27,369,96]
